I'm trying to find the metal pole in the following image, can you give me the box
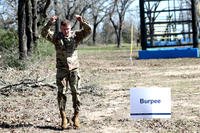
[191,0,198,48]
[54,0,60,34]
[139,0,147,50]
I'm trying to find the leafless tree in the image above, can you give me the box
[109,0,134,48]
[88,0,109,45]
[101,18,115,44]
[53,0,91,31]
[2,0,139,55]
[18,0,51,59]
[0,0,18,28]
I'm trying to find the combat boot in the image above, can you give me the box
[72,111,80,129]
[60,110,69,129]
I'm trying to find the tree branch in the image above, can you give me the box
[0,78,56,94]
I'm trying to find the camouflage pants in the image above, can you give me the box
[56,68,81,112]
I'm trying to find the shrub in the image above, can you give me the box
[3,55,26,70]
[0,29,55,69]
[0,28,18,50]
[33,38,55,59]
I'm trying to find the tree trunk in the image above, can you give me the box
[117,28,121,48]
[150,23,154,46]
[92,24,97,45]
[31,0,38,48]
[25,0,33,56]
[54,0,60,34]
[110,18,121,48]
[18,0,27,60]
[43,0,51,17]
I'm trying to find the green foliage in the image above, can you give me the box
[0,28,25,70]
[2,38,55,70]
[122,29,131,43]
[78,43,132,53]
[0,28,18,50]
[34,38,55,59]
[0,33,55,69]
[3,54,26,70]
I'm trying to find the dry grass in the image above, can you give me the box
[1,47,200,132]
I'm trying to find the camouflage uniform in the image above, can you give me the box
[41,19,91,113]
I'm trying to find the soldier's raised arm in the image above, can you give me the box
[74,15,92,43]
[41,16,58,44]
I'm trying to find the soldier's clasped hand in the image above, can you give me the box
[50,16,58,24]
[75,15,83,23]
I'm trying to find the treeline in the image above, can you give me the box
[0,0,140,60]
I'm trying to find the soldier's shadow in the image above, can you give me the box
[0,122,33,129]
[35,125,63,131]
[0,122,65,131]
[36,125,74,131]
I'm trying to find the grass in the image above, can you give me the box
[34,40,140,55]
[1,39,141,69]
[1,38,55,70]
[34,39,55,58]
[78,43,141,53]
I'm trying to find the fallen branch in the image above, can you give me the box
[0,78,56,90]
[30,82,57,89]
[0,79,7,85]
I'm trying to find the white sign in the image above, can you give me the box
[130,87,171,119]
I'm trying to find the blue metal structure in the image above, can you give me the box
[139,0,199,59]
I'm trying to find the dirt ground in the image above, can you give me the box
[1,49,200,133]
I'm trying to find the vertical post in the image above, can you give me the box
[139,0,147,50]
[31,0,38,46]
[25,0,33,56]
[191,0,198,48]
[18,0,27,59]
[130,22,133,61]
[54,0,60,34]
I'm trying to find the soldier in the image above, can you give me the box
[41,15,92,129]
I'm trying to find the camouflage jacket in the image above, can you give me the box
[41,20,92,70]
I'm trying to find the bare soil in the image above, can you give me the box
[1,49,200,133]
